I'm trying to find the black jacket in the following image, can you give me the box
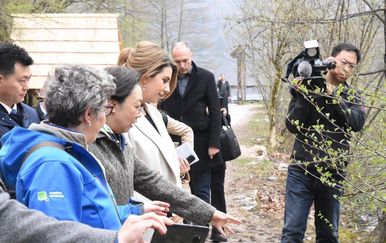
[286,82,366,176]
[217,80,230,109]
[217,80,230,99]
[0,103,40,140]
[160,62,222,172]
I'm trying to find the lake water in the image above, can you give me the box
[230,87,263,101]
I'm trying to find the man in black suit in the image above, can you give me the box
[0,43,40,140]
[217,73,231,112]
[160,42,222,206]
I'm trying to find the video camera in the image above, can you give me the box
[283,40,336,90]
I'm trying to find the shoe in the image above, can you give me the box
[210,229,228,242]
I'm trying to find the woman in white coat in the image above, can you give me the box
[124,41,189,187]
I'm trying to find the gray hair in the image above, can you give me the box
[172,41,192,51]
[45,65,116,127]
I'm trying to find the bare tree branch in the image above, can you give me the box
[358,69,386,76]
[362,0,385,23]
[233,8,385,26]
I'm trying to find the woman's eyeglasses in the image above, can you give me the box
[136,106,144,113]
[103,104,115,116]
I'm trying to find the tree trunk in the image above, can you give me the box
[240,50,246,102]
[268,70,281,151]
[231,45,246,103]
[177,0,184,41]
[160,0,166,49]
[377,214,386,243]
[375,4,386,242]
[384,0,386,79]
[371,213,386,243]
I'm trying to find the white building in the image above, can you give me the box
[11,13,121,89]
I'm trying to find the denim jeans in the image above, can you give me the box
[281,166,343,243]
[189,169,211,204]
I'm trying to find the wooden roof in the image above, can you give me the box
[11,13,120,89]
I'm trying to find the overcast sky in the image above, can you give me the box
[193,0,238,84]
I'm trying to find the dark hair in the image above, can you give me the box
[104,66,140,103]
[0,42,33,76]
[331,43,361,63]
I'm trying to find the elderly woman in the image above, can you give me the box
[89,66,240,235]
[0,65,171,231]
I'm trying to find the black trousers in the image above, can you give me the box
[210,163,227,213]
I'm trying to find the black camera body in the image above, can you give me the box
[284,40,336,91]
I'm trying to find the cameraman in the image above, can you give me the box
[281,43,366,242]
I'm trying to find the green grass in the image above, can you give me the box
[229,102,277,180]
[232,154,275,178]
[239,102,269,147]
[233,157,252,166]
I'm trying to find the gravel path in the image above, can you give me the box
[212,102,286,243]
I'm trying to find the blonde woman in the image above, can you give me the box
[125,41,190,186]
[119,48,194,152]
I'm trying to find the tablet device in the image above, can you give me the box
[151,223,209,243]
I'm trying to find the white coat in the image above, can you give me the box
[128,103,181,187]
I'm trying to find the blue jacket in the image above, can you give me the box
[0,125,143,230]
[0,103,40,139]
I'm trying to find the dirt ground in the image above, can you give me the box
[213,103,289,243]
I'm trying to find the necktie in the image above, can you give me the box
[10,108,23,126]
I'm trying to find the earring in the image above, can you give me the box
[142,87,146,92]
[88,123,92,127]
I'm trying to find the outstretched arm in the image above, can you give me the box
[133,156,241,234]
[0,182,117,243]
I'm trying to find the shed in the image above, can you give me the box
[11,13,121,89]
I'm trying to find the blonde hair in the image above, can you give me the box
[117,48,131,66]
[125,41,177,98]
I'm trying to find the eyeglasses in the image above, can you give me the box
[136,106,144,114]
[103,104,115,116]
[339,60,357,70]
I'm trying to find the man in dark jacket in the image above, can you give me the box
[0,43,40,139]
[281,43,366,243]
[217,73,231,112]
[160,42,221,206]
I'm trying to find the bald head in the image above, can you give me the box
[172,42,191,53]
[172,42,192,75]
